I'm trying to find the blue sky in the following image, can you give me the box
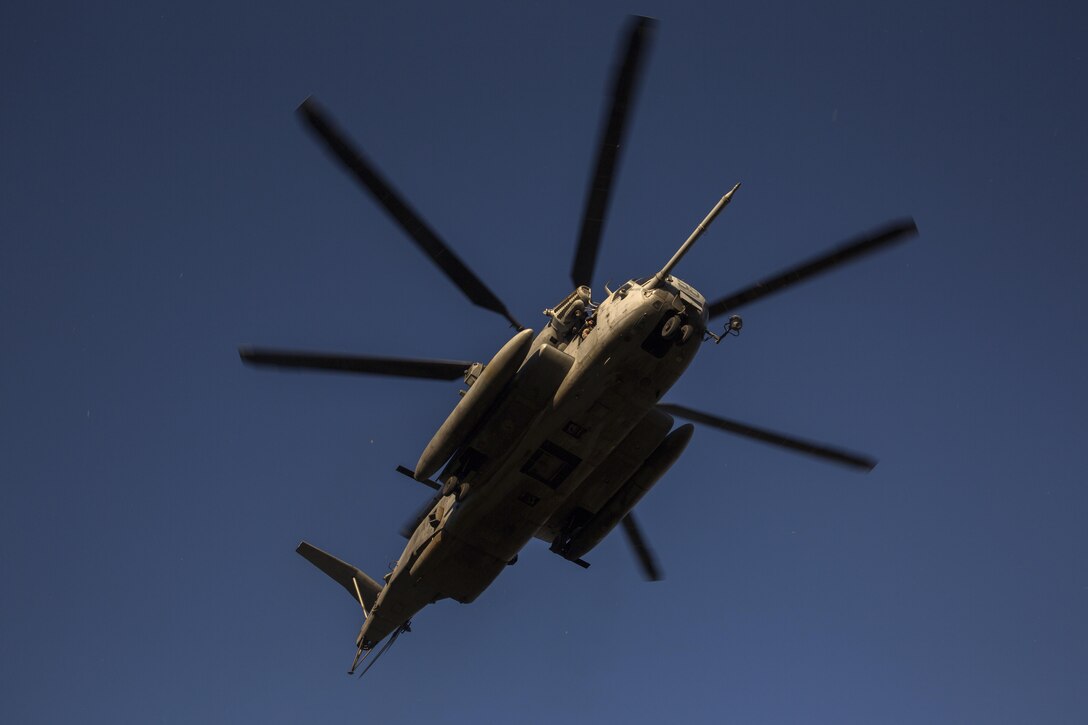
[2,1,1086,723]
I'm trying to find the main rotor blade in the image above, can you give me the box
[239,347,471,380]
[399,494,440,539]
[621,512,663,581]
[570,16,656,289]
[658,403,877,471]
[707,219,918,318]
[298,97,522,330]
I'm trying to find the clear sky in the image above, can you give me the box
[2,1,1086,723]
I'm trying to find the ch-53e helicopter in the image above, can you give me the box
[241,16,916,676]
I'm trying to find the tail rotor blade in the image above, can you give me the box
[239,347,472,380]
[298,97,522,329]
[707,218,917,318]
[659,403,877,471]
[571,16,656,289]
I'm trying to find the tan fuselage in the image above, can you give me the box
[357,277,706,649]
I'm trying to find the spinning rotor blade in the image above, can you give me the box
[399,494,440,539]
[239,347,472,380]
[707,219,917,318]
[658,403,876,471]
[298,97,522,330]
[570,16,656,289]
[621,512,663,581]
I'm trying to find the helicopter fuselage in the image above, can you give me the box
[355,275,707,649]
[242,16,912,677]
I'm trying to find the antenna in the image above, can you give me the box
[647,183,740,289]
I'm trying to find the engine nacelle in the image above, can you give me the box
[555,422,694,561]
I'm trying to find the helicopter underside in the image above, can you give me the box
[356,281,705,647]
[240,15,913,675]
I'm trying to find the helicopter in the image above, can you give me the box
[240,16,917,676]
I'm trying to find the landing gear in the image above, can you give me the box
[663,315,695,344]
[661,314,681,339]
[440,475,459,497]
[441,475,471,500]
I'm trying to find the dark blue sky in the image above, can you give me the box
[3,2,1086,723]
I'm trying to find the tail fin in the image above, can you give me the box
[296,541,382,615]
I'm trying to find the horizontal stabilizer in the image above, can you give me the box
[297,541,382,613]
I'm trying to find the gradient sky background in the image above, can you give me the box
[3,1,1086,723]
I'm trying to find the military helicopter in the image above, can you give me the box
[241,16,916,676]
